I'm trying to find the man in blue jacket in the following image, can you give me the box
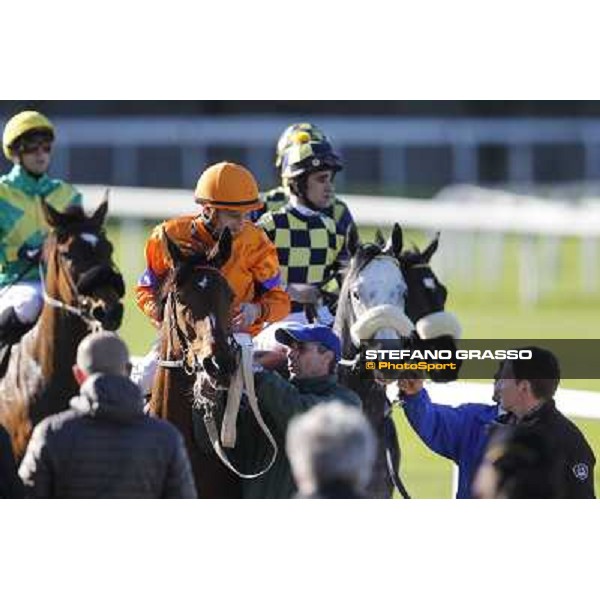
[398,346,596,499]
[396,372,506,499]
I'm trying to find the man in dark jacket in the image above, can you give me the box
[19,331,197,498]
[473,426,565,499]
[495,347,595,498]
[0,423,24,498]
[238,323,361,498]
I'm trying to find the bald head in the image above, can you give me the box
[76,331,130,376]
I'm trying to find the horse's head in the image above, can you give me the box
[399,233,461,342]
[399,233,462,382]
[336,223,414,352]
[159,227,237,388]
[41,195,124,331]
[400,234,447,323]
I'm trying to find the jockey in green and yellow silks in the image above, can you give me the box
[0,110,82,350]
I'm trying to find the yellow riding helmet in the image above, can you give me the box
[2,110,55,159]
[194,162,263,212]
[275,122,327,169]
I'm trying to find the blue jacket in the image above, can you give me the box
[403,388,501,498]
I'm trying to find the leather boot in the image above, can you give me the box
[0,307,31,349]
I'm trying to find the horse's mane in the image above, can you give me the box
[157,267,178,307]
[156,246,212,313]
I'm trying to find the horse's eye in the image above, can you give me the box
[352,290,360,300]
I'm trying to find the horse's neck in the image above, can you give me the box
[335,310,357,360]
[151,331,194,423]
[36,306,86,367]
[151,367,195,432]
[336,308,389,426]
[31,263,88,415]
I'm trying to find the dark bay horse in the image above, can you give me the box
[0,197,125,459]
[148,228,244,498]
[399,231,462,382]
[335,223,460,498]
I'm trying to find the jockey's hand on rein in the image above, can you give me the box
[17,244,42,264]
[287,283,320,305]
[232,303,261,332]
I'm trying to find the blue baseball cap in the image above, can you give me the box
[275,323,341,362]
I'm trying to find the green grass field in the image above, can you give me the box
[107,219,600,498]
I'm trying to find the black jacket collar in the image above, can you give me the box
[519,398,556,425]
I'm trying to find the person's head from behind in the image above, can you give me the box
[473,427,564,499]
[286,402,376,497]
[498,346,560,419]
[73,331,131,384]
[275,323,341,379]
[194,162,263,238]
[2,110,55,176]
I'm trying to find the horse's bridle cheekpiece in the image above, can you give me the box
[157,266,278,480]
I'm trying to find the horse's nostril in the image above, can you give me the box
[102,304,124,330]
[92,306,105,321]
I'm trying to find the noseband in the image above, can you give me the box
[157,266,239,380]
[338,253,407,368]
[39,256,121,333]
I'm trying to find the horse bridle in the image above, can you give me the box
[156,269,279,480]
[338,254,405,368]
[38,250,121,332]
[338,252,413,499]
[157,267,240,378]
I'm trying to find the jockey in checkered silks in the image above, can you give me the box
[0,111,82,354]
[252,129,353,356]
[251,124,355,255]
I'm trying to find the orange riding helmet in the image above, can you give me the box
[194,162,264,212]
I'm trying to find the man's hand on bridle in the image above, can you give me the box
[398,373,425,396]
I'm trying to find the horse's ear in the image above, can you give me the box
[208,227,232,269]
[385,223,403,258]
[41,197,64,229]
[162,228,184,266]
[346,223,360,258]
[90,194,109,229]
[374,229,385,248]
[422,232,440,263]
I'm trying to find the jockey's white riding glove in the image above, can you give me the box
[237,302,261,328]
[287,283,320,305]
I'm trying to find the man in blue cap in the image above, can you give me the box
[236,323,361,498]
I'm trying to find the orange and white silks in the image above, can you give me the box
[135,215,290,336]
